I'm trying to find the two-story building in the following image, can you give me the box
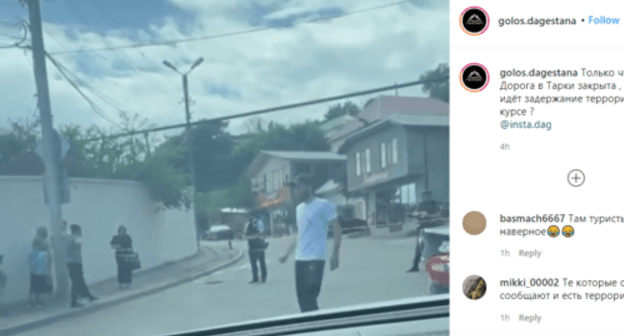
[326,95,449,224]
[245,150,346,234]
[338,112,449,227]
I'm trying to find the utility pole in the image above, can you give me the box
[27,0,69,299]
[163,58,204,247]
[182,73,199,246]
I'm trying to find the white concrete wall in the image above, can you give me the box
[0,176,197,304]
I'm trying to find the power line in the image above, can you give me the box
[45,51,122,128]
[80,75,448,143]
[51,1,188,103]
[0,21,28,48]
[49,0,414,55]
[47,3,182,111]
[19,22,120,127]
[40,37,132,122]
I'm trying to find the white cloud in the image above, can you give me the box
[0,0,448,138]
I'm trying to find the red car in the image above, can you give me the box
[421,226,449,294]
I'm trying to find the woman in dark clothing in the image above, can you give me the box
[110,225,134,289]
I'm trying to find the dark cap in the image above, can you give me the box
[292,173,313,187]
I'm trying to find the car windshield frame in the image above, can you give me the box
[167,294,449,336]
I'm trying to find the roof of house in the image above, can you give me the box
[262,150,346,161]
[221,208,248,214]
[246,150,346,178]
[320,115,355,132]
[329,95,449,142]
[315,179,342,195]
[338,113,449,153]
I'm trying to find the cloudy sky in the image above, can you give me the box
[0,0,448,138]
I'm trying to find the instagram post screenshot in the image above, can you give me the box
[453,0,624,335]
[0,1,451,336]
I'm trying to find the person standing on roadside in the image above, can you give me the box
[28,227,53,307]
[279,173,342,313]
[407,190,440,273]
[244,213,268,284]
[66,224,98,308]
[110,225,134,290]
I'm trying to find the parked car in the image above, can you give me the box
[420,225,449,295]
[204,225,234,241]
[328,217,369,237]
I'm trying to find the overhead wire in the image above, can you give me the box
[45,51,123,128]
[43,28,144,122]
[17,21,121,128]
[48,0,415,55]
[58,0,188,106]
[0,20,28,48]
[49,56,127,120]
[79,75,448,143]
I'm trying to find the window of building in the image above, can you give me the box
[273,170,279,190]
[392,138,398,164]
[376,183,417,225]
[267,173,273,191]
[365,148,371,173]
[380,143,387,168]
[355,152,361,176]
[361,152,366,175]
[263,174,268,191]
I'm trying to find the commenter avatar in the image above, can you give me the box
[463,275,487,300]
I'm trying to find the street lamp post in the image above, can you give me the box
[163,57,204,246]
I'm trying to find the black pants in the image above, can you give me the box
[295,260,325,312]
[249,250,267,281]
[411,236,422,270]
[67,263,93,304]
[116,256,133,284]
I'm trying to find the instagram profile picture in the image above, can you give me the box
[463,275,487,300]
[460,63,489,92]
[460,7,489,36]
[463,211,486,235]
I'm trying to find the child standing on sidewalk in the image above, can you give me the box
[0,254,8,316]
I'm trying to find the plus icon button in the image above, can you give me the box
[567,170,585,187]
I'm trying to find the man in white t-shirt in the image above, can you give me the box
[279,173,342,312]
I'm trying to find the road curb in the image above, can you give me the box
[0,248,245,336]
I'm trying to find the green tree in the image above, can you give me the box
[0,114,39,163]
[234,120,329,155]
[161,119,238,193]
[135,142,191,210]
[323,101,360,121]
[420,63,449,103]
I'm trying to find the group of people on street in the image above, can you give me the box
[62,222,138,307]
[244,173,342,313]
[0,221,138,314]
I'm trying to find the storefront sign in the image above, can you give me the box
[363,172,389,185]
[257,186,291,208]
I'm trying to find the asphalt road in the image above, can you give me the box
[16,236,431,336]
